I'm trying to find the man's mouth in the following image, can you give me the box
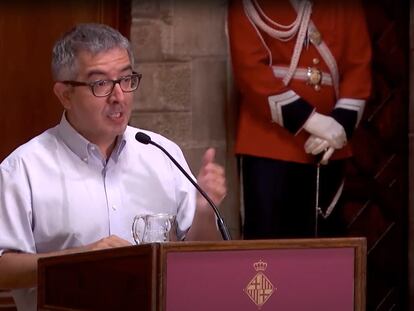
[108,111,122,119]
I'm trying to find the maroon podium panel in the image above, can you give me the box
[166,248,354,311]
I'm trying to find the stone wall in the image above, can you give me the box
[129,0,240,238]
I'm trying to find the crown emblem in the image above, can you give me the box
[254,260,267,272]
[244,260,275,308]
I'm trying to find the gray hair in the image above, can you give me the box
[51,23,134,81]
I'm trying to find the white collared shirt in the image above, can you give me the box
[0,115,196,310]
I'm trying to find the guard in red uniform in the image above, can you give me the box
[228,0,372,238]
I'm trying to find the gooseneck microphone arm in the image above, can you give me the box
[135,132,231,240]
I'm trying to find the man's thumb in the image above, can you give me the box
[202,148,215,167]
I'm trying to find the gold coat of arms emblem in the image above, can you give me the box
[244,260,275,308]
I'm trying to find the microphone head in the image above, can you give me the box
[135,132,152,145]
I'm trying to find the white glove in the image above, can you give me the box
[304,135,329,155]
[304,135,335,165]
[303,112,347,149]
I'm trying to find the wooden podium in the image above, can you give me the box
[37,238,366,311]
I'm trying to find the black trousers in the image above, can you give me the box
[241,155,347,239]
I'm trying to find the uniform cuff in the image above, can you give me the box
[268,90,314,134]
[331,108,358,138]
[335,98,366,127]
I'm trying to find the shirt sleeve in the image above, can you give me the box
[158,139,196,240]
[228,0,314,134]
[0,158,36,256]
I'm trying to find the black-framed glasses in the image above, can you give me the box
[62,72,142,97]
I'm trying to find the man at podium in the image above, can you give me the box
[0,23,226,311]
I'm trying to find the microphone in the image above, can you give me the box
[135,132,231,240]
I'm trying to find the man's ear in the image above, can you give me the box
[53,82,73,110]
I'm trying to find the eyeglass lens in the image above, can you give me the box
[93,75,140,96]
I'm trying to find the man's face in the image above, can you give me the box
[59,48,134,149]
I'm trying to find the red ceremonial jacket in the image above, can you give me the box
[228,0,372,163]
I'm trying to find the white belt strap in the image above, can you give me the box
[272,66,333,86]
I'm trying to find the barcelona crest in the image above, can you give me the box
[244,260,275,308]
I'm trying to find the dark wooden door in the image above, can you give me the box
[344,1,409,310]
[0,1,130,308]
[0,0,130,162]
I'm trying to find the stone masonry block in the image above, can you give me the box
[131,0,161,19]
[133,62,192,112]
[130,20,163,62]
[164,0,228,57]
[129,111,192,144]
[191,59,227,141]
[132,0,174,24]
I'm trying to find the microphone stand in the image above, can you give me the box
[136,132,231,240]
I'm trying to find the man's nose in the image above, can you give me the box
[109,82,125,102]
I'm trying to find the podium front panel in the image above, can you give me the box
[161,238,365,311]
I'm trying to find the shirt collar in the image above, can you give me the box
[111,134,127,162]
[56,113,126,163]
